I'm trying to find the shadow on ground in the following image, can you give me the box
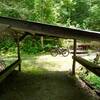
[0,71,98,100]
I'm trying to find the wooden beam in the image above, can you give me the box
[73,56,100,77]
[0,23,10,32]
[72,39,77,75]
[0,16,100,41]
[19,32,29,42]
[0,59,20,83]
[41,36,44,48]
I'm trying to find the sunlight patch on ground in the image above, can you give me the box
[35,54,73,71]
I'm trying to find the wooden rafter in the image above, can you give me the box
[0,16,100,41]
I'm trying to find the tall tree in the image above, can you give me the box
[71,0,90,25]
[85,0,100,31]
[58,0,74,25]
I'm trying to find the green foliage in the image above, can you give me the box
[21,36,42,54]
[0,2,20,18]
[0,0,99,29]
[58,0,74,24]
[85,73,100,88]
[85,1,100,31]
[0,34,15,52]
[71,0,90,25]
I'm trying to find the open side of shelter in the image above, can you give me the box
[0,16,100,83]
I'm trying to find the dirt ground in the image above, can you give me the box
[0,71,98,100]
[0,54,99,100]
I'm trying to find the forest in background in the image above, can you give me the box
[0,0,100,54]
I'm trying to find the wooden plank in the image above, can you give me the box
[0,16,100,41]
[0,59,20,83]
[73,56,100,77]
[19,32,29,42]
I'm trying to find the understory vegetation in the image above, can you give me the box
[86,73,100,89]
[77,67,100,89]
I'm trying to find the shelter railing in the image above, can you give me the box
[0,59,20,83]
[72,56,100,77]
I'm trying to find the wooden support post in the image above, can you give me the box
[41,36,44,48]
[72,39,77,75]
[16,33,21,71]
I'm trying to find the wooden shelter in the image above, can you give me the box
[0,16,100,83]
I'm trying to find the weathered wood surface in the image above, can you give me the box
[0,16,100,41]
[0,23,10,32]
[19,32,29,42]
[0,59,20,83]
[72,39,77,75]
[73,56,100,77]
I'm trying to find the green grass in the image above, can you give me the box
[76,66,100,89]
[85,73,100,89]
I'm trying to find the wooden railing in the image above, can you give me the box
[0,59,20,83]
[0,31,29,82]
[73,56,100,77]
